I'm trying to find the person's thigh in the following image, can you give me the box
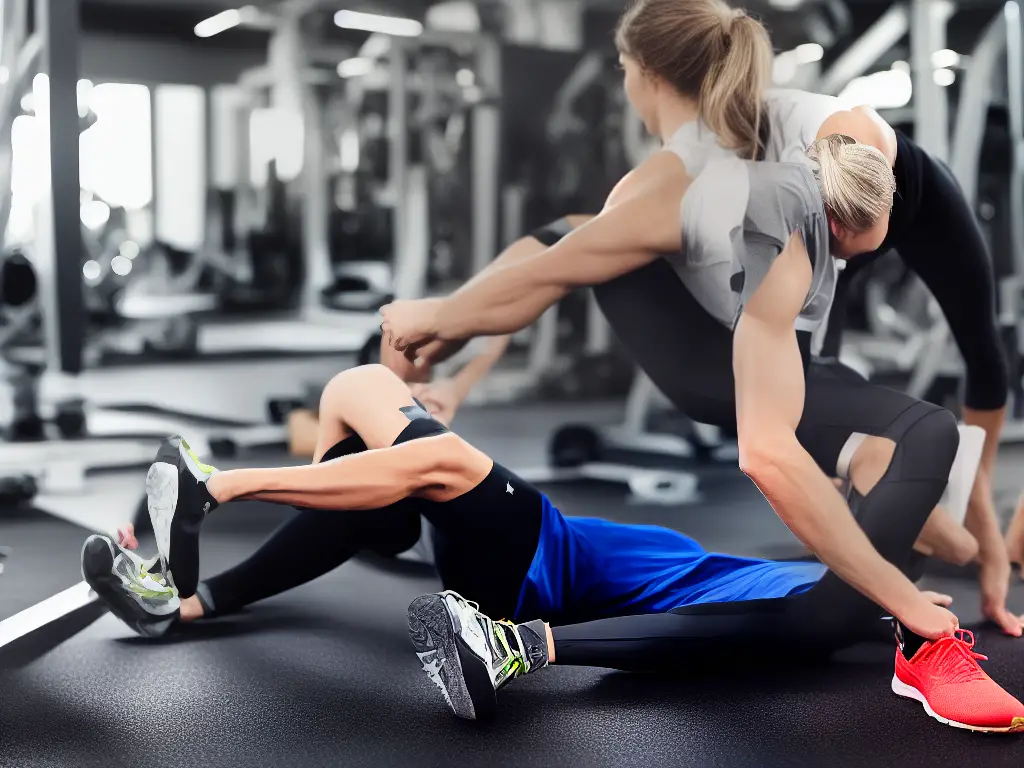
[592,259,738,427]
[794,366,959,633]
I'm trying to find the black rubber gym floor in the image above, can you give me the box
[0,507,93,622]
[4,482,1024,768]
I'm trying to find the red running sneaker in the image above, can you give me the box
[892,628,1024,733]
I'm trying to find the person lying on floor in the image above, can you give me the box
[81,363,1024,733]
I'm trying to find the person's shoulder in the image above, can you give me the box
[766,88,839,113]
[606,150,690,207]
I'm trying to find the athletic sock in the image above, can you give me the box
[894,619,928,660]
[195,582,217,618]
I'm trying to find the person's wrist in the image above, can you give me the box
[879,566,928,618]
[427,298,447,339]
[977,528,1010,559]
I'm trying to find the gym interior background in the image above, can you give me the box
[1,0,1024,765]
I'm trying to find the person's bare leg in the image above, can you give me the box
[1006,494,1024,578]
[177,364,458,623]
[847,435,978,566]
[204,364,489,509]
[914,506,980,564]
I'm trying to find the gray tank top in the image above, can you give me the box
[662,123,836,334]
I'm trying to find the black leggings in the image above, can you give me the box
[821,131,1008,411]
[202,418,541,621]
[200,426,428,616]
[548,260,959,672]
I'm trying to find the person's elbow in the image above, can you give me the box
[736,426,802,498]
[414,433,480,493]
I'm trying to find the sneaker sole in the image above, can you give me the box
[407,594,497,721]
[891,675,1024,733]
[146,439,182,570]
[81,536,175,638]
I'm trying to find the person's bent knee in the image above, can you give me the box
[905,405,960,477]
[847,404,958,494]
[848,436,896,496]
[318,364,413,425]
[321,364,408,405]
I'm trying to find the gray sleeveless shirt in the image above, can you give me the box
[661,121,836,334]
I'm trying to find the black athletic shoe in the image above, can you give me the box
[81,534,180,638]
[407,591,549,720]
[146,436,219,597]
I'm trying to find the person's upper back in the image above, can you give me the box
[763,88,843,164]
[661,119,835,335]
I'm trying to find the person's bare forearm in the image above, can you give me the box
[464,215,593,287]
[207,436,444,509]
[962,405,1004,476]
[450,335,511,400]
[436,254,569,339]
[749,436,923,616]
[435,211,654,339]
[961,405,1006,544]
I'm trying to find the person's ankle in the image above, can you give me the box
[205,472,229,504]
[179,595,205,622]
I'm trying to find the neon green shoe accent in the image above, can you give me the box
[491,621,527,687]
[181,439,217,475]
[125,569,174,600]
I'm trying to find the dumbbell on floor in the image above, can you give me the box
[0,474,38,507]
[54,399,87,439]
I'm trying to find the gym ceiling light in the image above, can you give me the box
[337,57,374,78]
[194,6,258,38]
[334,10,423,37]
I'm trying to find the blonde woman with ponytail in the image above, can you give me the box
[370,0,1023,731]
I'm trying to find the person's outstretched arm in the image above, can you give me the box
[379,154,687,347]
[734,233,956,640]
[206,432,490,510]
[434,155,686,339]
[383,215,595,371]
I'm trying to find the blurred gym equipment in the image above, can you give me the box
[8,4,1024,768]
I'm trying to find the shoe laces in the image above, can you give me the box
[445,592,528,681]
[928,629,989,685]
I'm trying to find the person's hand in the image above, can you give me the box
[116,523,139,551]
[379,298,444,358]
[978,536,1024,637]
[896,593,959,641]
[380,337,433,383]
[410,379,466,426]
[921,590,953,607]
[410,338,471,368]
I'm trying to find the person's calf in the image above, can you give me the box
[1005,493,1024,578]
[914,507,979,566]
